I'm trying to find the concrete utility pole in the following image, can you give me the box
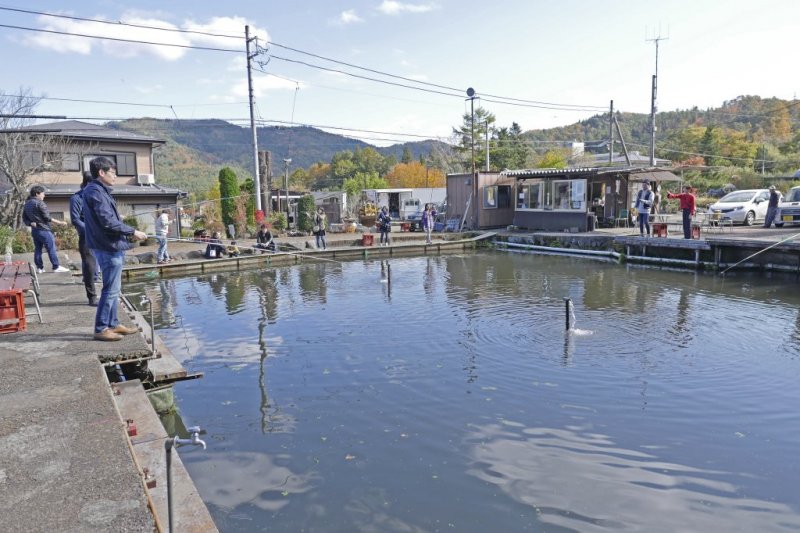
[283,158,291,228]
[485,120,490,172]
[646,29,668,167]
[245,25,262,212]
[466,88,476,178]
[608,100,614,164]
[258,151,271,218]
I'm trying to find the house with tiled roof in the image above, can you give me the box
[2,120,185,233]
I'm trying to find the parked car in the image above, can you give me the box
[708,189,772,226]
[776,186,800,227]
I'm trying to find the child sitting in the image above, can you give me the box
[227,240,240,258]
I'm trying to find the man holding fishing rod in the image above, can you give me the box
[667,186,696,239]
[84,156,147,341]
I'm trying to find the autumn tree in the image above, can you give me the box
[0,89,80,228]
[385,161,445,188]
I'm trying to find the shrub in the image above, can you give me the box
[12,229,33,253]
[53,224,79,250]
[218,167,240,228]
[123,215,140,230]
[0,225,14,254]
[269,212,286,231]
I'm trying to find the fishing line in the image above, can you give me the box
[151,236,344,264]
[720,230,800,275]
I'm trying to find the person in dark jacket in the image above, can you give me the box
[204,232,225,258]
[22,185,69,273]
[763,185,781,228]
[377,205,391,246]
[255,223,276,252]
[70,171,99,305]
[83,156,147,341]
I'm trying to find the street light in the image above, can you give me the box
[283,158,291,228]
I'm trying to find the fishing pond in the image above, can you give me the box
[129,250,800,532]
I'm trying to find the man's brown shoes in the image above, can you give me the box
[93,324,139,341]
[112,324,139,335]
[94,328,123,342]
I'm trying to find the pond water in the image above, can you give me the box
[130,251,800,532]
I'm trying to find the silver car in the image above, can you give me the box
[776,186,800,227]
[708,189,771,226]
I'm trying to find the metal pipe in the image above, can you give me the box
[140,295,156,357]
[165,426,206,533]
[564,298,571,330]
[165,438,174,533]
[497,241,620,259]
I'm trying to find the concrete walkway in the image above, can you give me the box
[0,267,155,531]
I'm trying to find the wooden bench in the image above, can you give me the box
[0,261,43,332]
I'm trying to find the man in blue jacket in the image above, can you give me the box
[70,171,98,306]
[83,156,147,341]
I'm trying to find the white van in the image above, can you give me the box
[776,186,800,227]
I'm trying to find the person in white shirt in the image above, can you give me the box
[155,209,171,264]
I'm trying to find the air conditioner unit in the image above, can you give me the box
[137,174,155,185]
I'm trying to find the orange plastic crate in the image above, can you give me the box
[0,289,26,333]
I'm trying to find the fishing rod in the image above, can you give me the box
[720,230,800,275]
[150,236,344,264]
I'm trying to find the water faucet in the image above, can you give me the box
[173,426,206,450]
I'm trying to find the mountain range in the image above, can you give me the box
[110,95,799,194]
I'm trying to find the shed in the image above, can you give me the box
[504,166,681,231]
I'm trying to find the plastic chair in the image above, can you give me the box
[614,209,629,228]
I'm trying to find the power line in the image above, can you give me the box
[0,22,243,53]
[0,5,608,111]
[0,5,245,40]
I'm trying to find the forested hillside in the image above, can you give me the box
[110,95,800,195]
[111,119,446,193]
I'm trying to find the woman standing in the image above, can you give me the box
[421,203,437,245]
[314,207,328,250]
[377,205,392,246]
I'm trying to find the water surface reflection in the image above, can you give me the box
[128,251,800,531]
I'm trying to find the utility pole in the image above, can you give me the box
[646,29,668,167]
[466,88,476,179]
[245,25,262,212]
[258,151,271,218]
[283,158,291,228]
[485,120,490,172]
[608,100,614,164]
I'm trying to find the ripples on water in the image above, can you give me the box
[130,251,800,532]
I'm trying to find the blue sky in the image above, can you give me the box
[1,0,798,146]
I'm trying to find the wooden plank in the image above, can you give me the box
[115,380,218,533]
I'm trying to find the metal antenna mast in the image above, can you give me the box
[646,27,668,166]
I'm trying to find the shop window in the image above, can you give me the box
[483,185,497,209]
[552,179,586,211]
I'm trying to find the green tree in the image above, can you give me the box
[218,167,240,229]
[401,146,412,164]
[537,149,568,169]
[240,178,256,226]
[342,174,389,202]
[452,106,496,172]
[297,194,316,232]
[491,122,530,171]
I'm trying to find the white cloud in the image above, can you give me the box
[183,16,269,46]
[134,84,164,94]
[229,75,303,99]
[331,10,364,26]
[21,11,268,61]
[24,12,189,60]
[377,1,438,15]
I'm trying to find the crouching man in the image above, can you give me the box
[83,157,147,341]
